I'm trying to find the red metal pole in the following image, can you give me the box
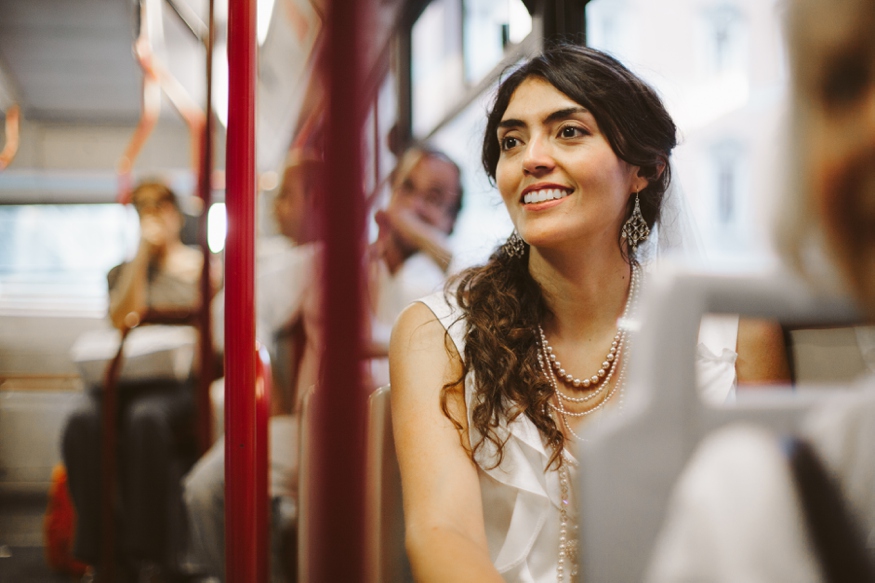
[196,0,216,455]
[310,0,368,579]
[99,327,130,583]
[225,0,257,579]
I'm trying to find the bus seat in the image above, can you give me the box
[365,385,412,583]
[788,326,868,384]
[575,270,861,582]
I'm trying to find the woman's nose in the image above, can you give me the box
[522,134,555,175]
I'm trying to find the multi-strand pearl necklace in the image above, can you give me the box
[537,264,641,582]
[537,264,640,431]
[542,327,622,390]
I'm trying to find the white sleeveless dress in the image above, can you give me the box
[417,291,739,582]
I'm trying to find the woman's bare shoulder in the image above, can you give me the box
[391,300,460,362]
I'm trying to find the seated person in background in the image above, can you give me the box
[646,0,875,580]
[183,144,464,582]
[62,181,209,582]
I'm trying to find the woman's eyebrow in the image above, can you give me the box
[498,118,525,130]
[544,106,588,124]
[498,106,590,130]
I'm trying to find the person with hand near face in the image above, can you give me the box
[182,147,463,583]
[372,147,462,274]
[107,182,208,330]
[365,146,464,377]
[63,181,211,583]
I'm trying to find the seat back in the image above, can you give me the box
[296,384,316,582]
[576,270,860,582]
[365,386,412,583]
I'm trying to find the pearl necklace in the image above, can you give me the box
[539,265,641,582]
[538,264,640,407]
[557,457,578,581]
[541,327,621,389]
[552,341,633,583]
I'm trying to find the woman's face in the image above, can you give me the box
[495,77,647,253]
[389,155,461,236]
[794,0,875,312]
[133,188,183,244]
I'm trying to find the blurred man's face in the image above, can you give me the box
[274,165,316,244]
[389,155,461,235]
[794,0,875,312]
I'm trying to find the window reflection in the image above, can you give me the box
[0,204,138,312]
[411,0,464,137]
[463,0,532,84]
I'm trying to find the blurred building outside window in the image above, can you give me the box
[412,0,465,138]
[463,0,532,84]
[586,0,788,271]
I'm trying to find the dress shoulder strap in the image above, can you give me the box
[417,290,466,361]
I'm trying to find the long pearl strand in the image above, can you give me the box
[542,265,641,582]
[557,459,577,582]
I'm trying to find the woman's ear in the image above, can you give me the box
[632,167,650,194]
[633,160,666,192]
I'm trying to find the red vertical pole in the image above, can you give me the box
[196,0,216,455]
[311,0,368,580]
[225,0,257,579]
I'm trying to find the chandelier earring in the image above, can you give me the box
[620,191,650,252]
[502,229,528,259]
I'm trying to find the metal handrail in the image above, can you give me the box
[0,104,20,171]
[224,0,258,579]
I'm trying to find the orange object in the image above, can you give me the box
[0,104,20,171]
[43,464,89,576]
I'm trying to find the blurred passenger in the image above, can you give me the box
[183,145,463,582]
[62,181,206,582]
[646,0,875,580]
[389,45,789,582]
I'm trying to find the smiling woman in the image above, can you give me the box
[389,45,682,583]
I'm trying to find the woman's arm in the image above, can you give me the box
[376,208,453,273]
[736,318,793,387]
[108,238,153,329]
[389,302,503,582]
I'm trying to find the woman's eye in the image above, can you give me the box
[560,126,585,138]
[500,136,519,151]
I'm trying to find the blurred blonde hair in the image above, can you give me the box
[773,0,847,292]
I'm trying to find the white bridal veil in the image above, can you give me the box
[637,162,706,268]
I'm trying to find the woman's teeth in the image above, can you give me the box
[523,189,570,204]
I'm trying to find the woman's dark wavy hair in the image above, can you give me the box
[442,44,677,469]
